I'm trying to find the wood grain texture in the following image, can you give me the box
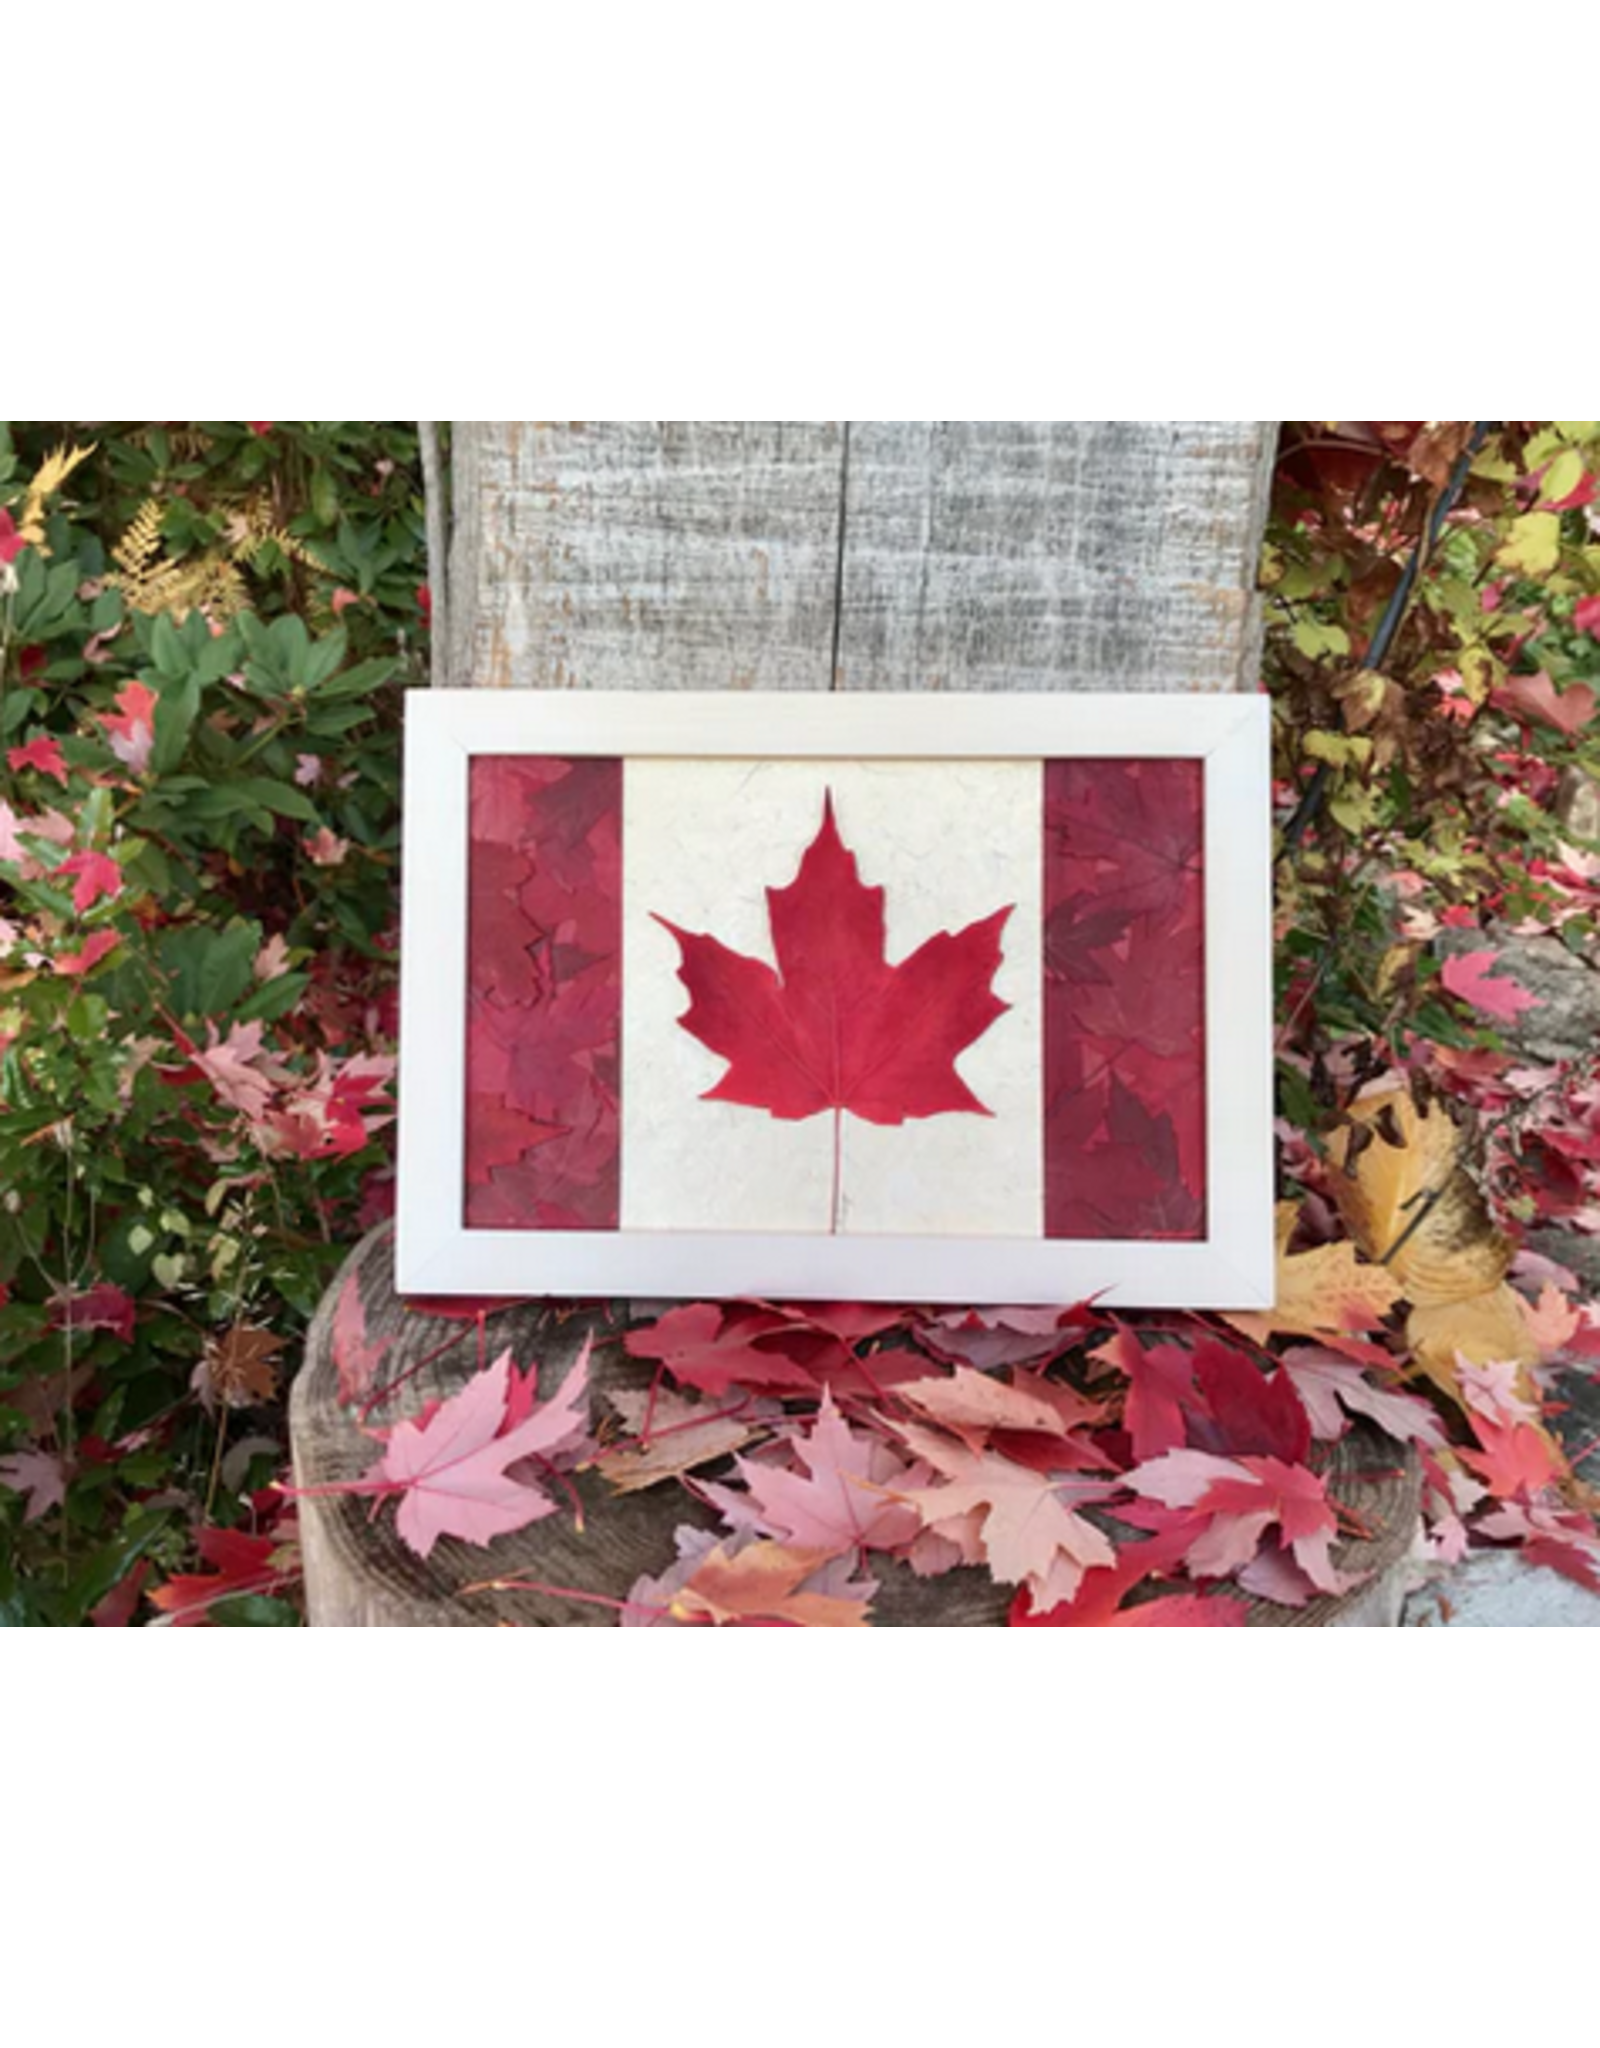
[447,421,846,693]
[835,421,1274,694]
[447,421,1272,697]
[294,1229,1419,1629]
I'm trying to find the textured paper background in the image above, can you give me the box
[621,758,1041,1236]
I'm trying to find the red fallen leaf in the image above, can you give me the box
[1095,1325,1195,1461]
[48,1282,135,1343]
[53,928,120,977]
[1441,949,1542,1024]
[625,1303,820,1398]
[1492,670,1598,737]
[655,790,1012,1127]
[54,850,121,912]
[1458,1413,1566,1502]
[1189,1340,1311,1464]
[915,1303,1096,1373]
[91,1558,151,1627]
[7,735,69,786]
[1123,1449,1360,1600]
[1575,595,1600,637]
[148,1521,301,1625]
[361,1346,591,1559]
[331,1270,394,1404]
[1013,1583,1248,1627]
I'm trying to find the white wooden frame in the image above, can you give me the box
[397,691,1274,1308]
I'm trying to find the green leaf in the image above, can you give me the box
[235,971,311,1025]
[158,921,261,1020]
[211,1594,300,1626]
[151,667,202,774]
[57,1508,169,1626]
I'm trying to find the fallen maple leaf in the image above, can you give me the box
[897,1365,1106,1445]
[147,1520,302,1625]
[0,1448,67,1522]
[1441,950,1542,1024]
[1124,1448,1358,1600]
[1223,1202,1402,1345]
[1280,1347,1446,1448]
[670,1539,874,1627]
[623,1302,818,1398]
[1491,670,1598,737]
[896,1421,1117,1609]
[362,1345,591,1560]
[727,1389,924,1555]
[594,1386,772,1493]
[331,1269,395,1404]
[655,790,1011,1127]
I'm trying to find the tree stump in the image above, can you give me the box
[292,1228,1422,1626]
[292,418,1424,1625]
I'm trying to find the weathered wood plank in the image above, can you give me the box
[835,421,1273,694]
[447,420,845,692]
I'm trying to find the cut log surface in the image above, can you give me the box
[293,1228,1421,1629]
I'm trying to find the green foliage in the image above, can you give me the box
[0,421,427,1623]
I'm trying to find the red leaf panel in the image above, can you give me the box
[464,756,621,1229]
[1043,758,1205,1239]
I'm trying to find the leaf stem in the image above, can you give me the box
[830,1107,843,1235]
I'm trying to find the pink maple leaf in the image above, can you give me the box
[48,1281,136,1342]
[362,1346,592,1559]
[0,1448,68,1522]
[1281,1347,1446,1448]
[1492,670,1598,737]
[0,508,25,566]
[1574,595,1600,637]
[1441,950,1542,1024]
[725,1389,925,1555]
[331,1270,396,1405]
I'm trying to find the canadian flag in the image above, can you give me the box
[463,753,1204,1243]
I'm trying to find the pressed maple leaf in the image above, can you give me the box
[669,1539,875,1627]
[361,1345,591,1560]
[655,792,1011,1227]
[895,1421,1118,1609]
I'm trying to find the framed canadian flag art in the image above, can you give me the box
[397,691,1273,1307]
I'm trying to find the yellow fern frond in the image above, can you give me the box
[19,441,97,548]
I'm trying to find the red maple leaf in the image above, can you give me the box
[655,791,1011,1129]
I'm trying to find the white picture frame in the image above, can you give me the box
[397,690,1273,1308]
